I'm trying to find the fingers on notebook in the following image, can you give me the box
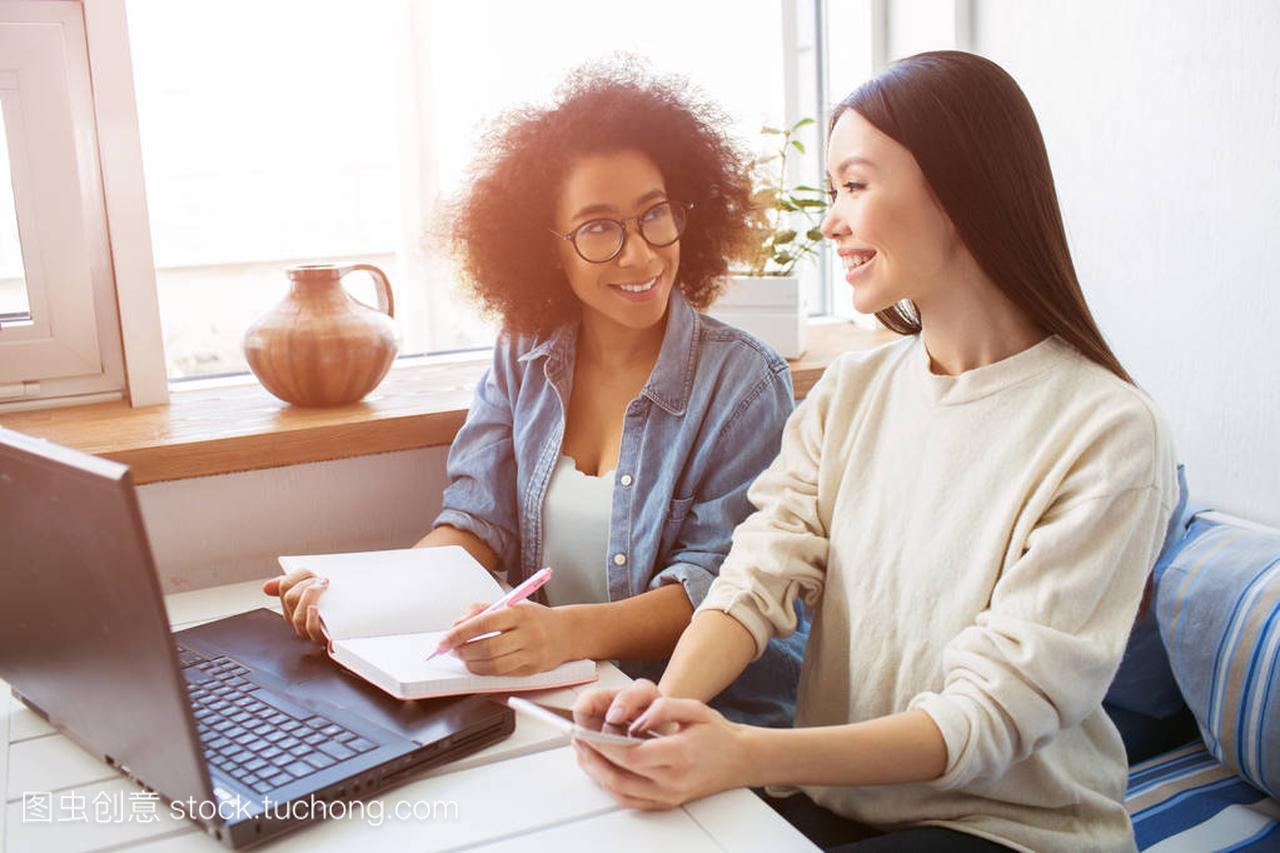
[285,577,328,642]
[262,568,311,597]
[461,650,536,677]
[443,607,514,647]
[452,628,522,663]
[451,602,489,626]
[271,569,316,612]
[305,605,325,644]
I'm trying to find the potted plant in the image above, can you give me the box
[709,117,828,358]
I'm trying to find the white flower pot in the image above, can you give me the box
[706,274,806,359]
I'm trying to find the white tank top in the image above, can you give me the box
[540,454,614,606]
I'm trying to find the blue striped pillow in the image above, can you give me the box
[1105,464,1190,722]
[1127,742,1279,850]
[1155,515,1280,800]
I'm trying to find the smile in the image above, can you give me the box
[840,250,876,270]
[610,276,659,294]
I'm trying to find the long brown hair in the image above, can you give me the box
[834,51,1133,384]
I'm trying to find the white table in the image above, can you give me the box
[2,579,816,852]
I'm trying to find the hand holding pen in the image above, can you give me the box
[427,567,554,661]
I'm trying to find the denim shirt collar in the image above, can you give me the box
[516,288,700,417]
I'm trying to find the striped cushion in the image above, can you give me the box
[1105,465,1191,722]
[1154,515,1280,799]
[1128,743,1280,851]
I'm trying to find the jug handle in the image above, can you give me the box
[337,264,395,318]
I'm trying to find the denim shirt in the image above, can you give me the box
[435,289,808,726]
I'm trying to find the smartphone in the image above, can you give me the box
[507,697,664,747]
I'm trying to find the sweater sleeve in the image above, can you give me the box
[909,482,1172,789]
[696,358,838,659]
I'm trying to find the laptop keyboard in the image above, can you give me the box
[178,645,377,796]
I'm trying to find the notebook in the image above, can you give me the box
[277,546,597,700]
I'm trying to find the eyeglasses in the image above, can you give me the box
[549,200,692,264]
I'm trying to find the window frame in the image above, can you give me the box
[82,0,167,406]
[0,0,135,408]
[5,0,893,413]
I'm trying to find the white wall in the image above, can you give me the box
[138,447,449,592]
[147,1,1280,595]
[933,1,1279,524]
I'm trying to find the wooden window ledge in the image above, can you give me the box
[1,321,896,484]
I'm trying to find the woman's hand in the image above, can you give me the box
[574,678,663,727]
[441,601,575,676]
[261,570,329,644]
[571,687,755,810]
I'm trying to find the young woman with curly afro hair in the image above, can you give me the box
[266,59,809,728]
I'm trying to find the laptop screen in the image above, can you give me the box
[0,427,213,807]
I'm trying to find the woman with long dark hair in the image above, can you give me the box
[571,51,1177,851]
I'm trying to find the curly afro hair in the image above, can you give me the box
[446,57,756,336]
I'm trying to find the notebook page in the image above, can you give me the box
[334,631,597,698]
[277,545,504,641]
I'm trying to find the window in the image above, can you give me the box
[818,0,878,321]
[125,0,804,381]
[1,1,882,410]
[0,1,126,405]
[0,107,29,323]
[815,0,972,320]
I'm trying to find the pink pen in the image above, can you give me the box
[425,567,554,661]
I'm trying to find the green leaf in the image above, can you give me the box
[745,116,829,275]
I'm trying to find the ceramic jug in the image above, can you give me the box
[243,263,398,406]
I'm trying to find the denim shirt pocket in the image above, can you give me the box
[662,495,696,549]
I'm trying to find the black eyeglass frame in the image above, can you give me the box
[547,200,694,264]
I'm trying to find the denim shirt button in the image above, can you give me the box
[619,474,633,487]
[613,553,627,566]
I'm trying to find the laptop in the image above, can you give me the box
[0,427,514,848]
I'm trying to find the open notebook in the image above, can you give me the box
[277,546,597,700]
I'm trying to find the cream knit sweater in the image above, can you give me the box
[700,334,1177,853]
